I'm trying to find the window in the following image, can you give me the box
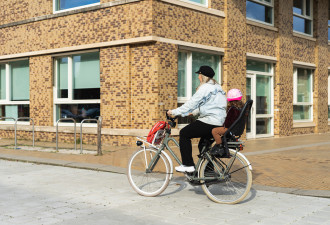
[293,68,313,121]
[54,0,100,12]
[293,0,313,35]
[54,51,100,124]
[177,50,221,126]
[0,60,30,121]
[182,0,207,6]
[246,0,274,25]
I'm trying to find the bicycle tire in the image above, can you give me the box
[127,148,170,197]
[200,149,252,204]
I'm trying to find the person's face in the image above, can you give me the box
[198,73,203,83]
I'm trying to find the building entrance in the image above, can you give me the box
[246,60,274,138]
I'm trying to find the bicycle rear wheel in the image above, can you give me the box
[127,148,170,197]
[200,149,252,204]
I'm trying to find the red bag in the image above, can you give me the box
[147,121,169,144]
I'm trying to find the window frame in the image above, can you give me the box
[177,49,222,128]
[53,50,101,127]
[0,58,30,125]
[53,0,100,13]
[246,0,274,26]
[293,0,313,36]
[293,67,313,122]
[179,0,208,7]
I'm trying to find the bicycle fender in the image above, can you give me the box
[161,151,174,180]
[232,150,253,171]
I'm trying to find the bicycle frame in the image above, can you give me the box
[139,131,239,183]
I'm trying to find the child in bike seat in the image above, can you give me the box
[210,89,243,157]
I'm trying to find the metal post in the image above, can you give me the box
[80,119,98,154]
[15,117,35,149]
[56,118,76,152]
[97,116,102,156]
[0,117,16,147]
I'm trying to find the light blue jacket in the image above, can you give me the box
[172,81,227,126]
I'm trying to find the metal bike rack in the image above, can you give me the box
[96,116,102,156]
[15,117,35,150]
[56,118,76,152]
[0,117,16,146]
[80,116,102,154]
[80,119,97,154]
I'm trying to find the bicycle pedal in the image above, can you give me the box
[188,180,202,186]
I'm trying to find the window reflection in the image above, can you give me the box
[57,104,100,123]
[246,1,272,24]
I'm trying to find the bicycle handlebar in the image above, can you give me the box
[165,110,177,128]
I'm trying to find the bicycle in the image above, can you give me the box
[127,100,253,204]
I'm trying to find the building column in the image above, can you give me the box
[274,0,294,136]
[313,0,329,133]
[100,46,131,129]
[223,0,247,95]
[29,55,53,126]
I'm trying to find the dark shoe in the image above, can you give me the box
[210,144,225,157]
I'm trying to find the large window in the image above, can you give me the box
[293,0,313,35]
[246,0,274,25]
[54,51,100,124]
[293,68,313,121]
[177,50,221,126]
[54,0,100,12]
[0,60,30,121]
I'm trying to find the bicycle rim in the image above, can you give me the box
[200,150,252,204]
[127,148,170,197]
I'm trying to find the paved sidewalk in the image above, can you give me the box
[0,133,330,197]
[1,160,330,225]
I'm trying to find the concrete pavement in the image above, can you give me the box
[0,133,330,198]
[1,160,330,225]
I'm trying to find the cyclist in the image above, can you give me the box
[167,65,227,173]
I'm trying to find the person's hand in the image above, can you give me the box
[167,110,173,116]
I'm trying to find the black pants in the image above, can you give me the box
[179,120,218,166]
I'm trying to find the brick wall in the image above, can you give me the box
[0,0,52,25]
[30,55,53,126]
[0,2,153,56]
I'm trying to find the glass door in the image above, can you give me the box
[246,72,273,138]
[256,75,272,136]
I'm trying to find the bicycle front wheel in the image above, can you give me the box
[200,149,252,204]
[127,148,170,197]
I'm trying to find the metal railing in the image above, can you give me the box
[15,117,35,150]
[80,119,98,154]
[80,116,102,155]
[56,118,76,152]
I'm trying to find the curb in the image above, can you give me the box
[252,184,330,199]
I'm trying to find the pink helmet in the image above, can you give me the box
[227,89,242,101]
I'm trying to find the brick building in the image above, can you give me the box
[0,0,329,146]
